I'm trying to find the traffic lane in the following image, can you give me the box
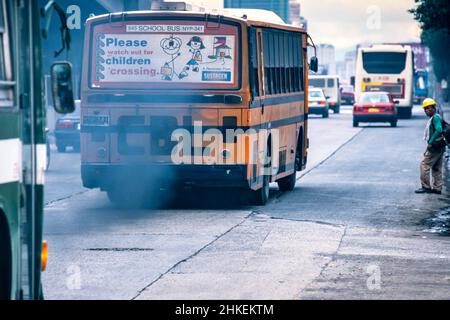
[42,112,361,299]
[269,107,450,299]
[43,192,252,300]
[44,146,87,205]
[268,106,441,230]
[302,111,361,174]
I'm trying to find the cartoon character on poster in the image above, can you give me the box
[208,37,232,65]
[179,36,205,79]
[160,35,182,81]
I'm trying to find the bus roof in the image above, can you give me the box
[359,44,412,53]
[86,10,306,33]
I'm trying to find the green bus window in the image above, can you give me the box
[0,0,6,81]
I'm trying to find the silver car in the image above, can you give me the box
[308,88,329,118]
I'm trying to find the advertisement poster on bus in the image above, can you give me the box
[91,23,237,87]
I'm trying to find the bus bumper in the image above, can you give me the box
[81,163,249,189]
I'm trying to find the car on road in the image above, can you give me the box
[340,84,355,105]
[308,88,329,118]
[309,75,341,113]
[54,100,81,152]
[353,91,398,127]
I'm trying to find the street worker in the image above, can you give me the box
[415,98,446,194]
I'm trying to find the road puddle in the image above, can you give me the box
[422,208,450,236]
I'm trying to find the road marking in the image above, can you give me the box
[0,138,22,184]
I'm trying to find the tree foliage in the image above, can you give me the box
[410,0,450,100]
[409,0,450,32]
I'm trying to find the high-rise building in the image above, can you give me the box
[316,44,336,75]
[224,0,290,23]
[289,0,307,29]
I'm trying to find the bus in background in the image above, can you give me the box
[0,0,74,299]
[414,69,429,105]
[355,45,414,119]
[309,75,341,113]
[80,8,317,206]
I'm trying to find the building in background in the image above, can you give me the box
[289,0,307,29]
[337,50,357,84]
[313,44,336,75]
[224,0,289,23]
[150,0,224,11]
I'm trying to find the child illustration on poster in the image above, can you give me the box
[160,35,182,81]
[179,36,205,79]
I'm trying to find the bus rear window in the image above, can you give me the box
[89,20,240,90]
[362,52,407,74]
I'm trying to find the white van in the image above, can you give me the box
[308,75,341,113]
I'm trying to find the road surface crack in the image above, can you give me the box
[269,216,346,228]
[131,210,257,300]
[295,225,348,299]
[45,189,91,207]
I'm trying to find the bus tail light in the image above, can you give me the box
[320,101,326,106]
[41,240,48,271]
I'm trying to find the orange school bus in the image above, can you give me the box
[80,9,317,205]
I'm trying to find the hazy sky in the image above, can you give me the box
[183,0,421,58]
[299,0,421,54]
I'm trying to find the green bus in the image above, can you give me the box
[0,0,74,300]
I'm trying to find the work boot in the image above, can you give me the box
[415,187,433,194]
[431,189,442,194]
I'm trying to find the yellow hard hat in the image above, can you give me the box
[422,98,437,108]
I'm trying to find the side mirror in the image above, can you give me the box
[309,56,318,73]
[51,62,75,114]
[394,100,400,105]
[326,96,330,99]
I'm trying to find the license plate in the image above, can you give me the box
[83,115,110,126]
[368,108,379,113]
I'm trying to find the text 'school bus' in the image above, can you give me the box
[80,9,314,205]
[355,44,414,119]
[0,0,74,300]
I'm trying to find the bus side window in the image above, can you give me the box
[0,0,14,108]
[298,34,304,92]
[249,28,259,99]
[288,34,294,93]
[263,30,271,96]
[293,34,301,92]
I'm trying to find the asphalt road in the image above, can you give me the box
[42,105,450,299]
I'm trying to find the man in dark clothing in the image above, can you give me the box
[415,98,445,194]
